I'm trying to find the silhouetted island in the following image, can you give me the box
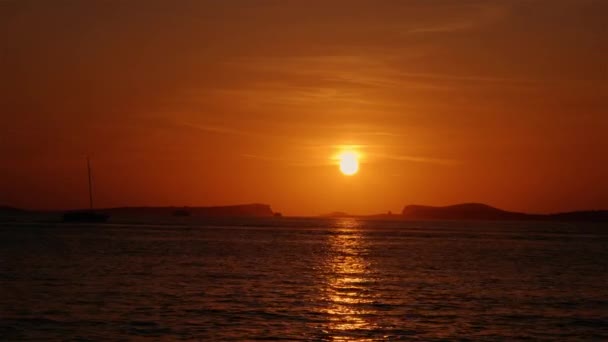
[2,203,606,223]
[0,204,277,223]
[96,203,275,218]
[401,203,608,222]
[320,211,351,218]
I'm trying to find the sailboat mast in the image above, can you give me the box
[87,157,94,210]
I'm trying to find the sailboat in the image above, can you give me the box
[62,157,110,223]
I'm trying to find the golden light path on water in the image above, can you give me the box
[322,218,380,341]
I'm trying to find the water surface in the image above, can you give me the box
[1,218,607,340]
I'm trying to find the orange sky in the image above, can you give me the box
[1,0,607,215]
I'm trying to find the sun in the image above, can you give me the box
[338,151,359,176]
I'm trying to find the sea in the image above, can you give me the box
[1,217,607,341]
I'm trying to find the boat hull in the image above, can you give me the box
[62,211,109,223]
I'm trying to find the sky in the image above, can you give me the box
[1,0,607,215]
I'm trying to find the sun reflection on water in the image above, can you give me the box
[322,218,379,340]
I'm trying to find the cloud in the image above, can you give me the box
[407,22,477,34]
[376,154,460,165]
[177,121,251,137]
[405,2,509,34]
[241,154,330,167]
[242,150,459,167]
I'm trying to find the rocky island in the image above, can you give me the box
[401,203,608,222]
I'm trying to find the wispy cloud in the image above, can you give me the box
[407,22,477,34]
[241,153,330,167]
[178,121,249,137]
[376,153,460,165]
[405,2,509,34]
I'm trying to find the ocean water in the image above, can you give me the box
[1,217,607,341]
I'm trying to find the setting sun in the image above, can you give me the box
[2,1,607,340]
[338,151,359,176]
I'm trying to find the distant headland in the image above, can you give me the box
[400,203,607,222]
[2,203,607,223]
[0,203,276,221]
[324,203,608,222]
[93,203,275,217]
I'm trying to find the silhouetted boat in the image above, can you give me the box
[62,157,109,223]
[62,210,109,223]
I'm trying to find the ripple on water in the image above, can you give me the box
[1,219,607,340]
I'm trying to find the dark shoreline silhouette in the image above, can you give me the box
[400,203,608,222]
[322,203,607,223]
[62,210,110,223]
[2,203,607,222]
[94,203,275,217]
[0,203,275,220]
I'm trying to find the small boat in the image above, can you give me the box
[62,157,110,223]
[62,210,109,223]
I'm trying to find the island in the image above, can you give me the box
[0,203,276,222]
[401,203,608,222]
[96,203,275,217]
